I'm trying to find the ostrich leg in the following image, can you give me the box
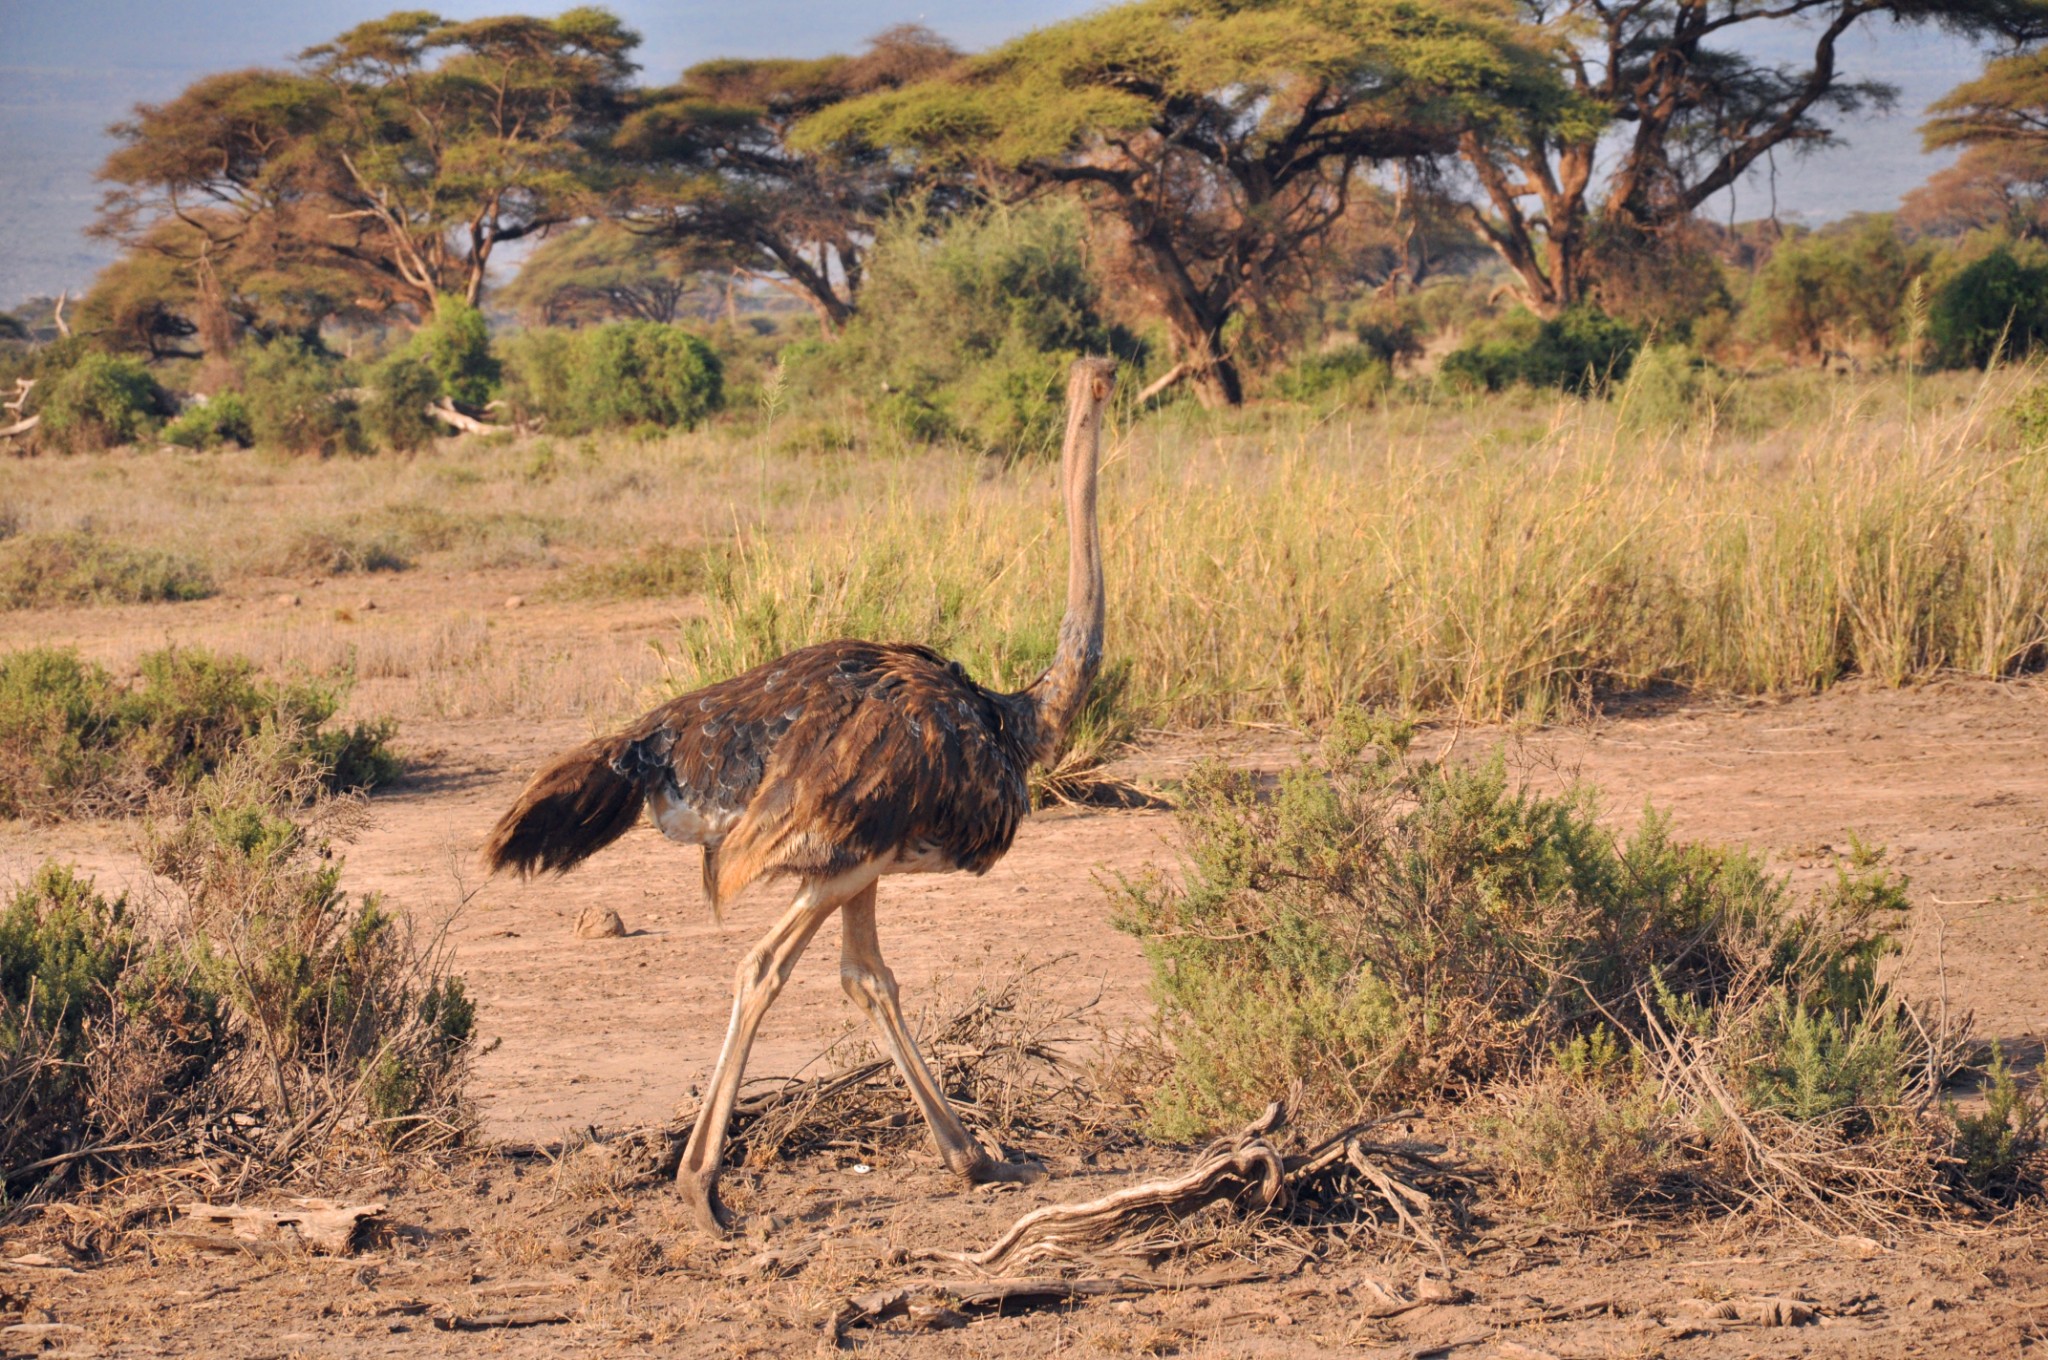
[838,884,1045,1185]
[676,867,875,1234]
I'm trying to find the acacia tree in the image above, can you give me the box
[1456,0,2048,313]
[94,69,369,354]
[301,8,640,310]
[799,0,1574,407]
[95,8,639,345]
[611,25,958,336]
[1902,140,2048,240]
[496,220,720,324]
[1915,50,2048,242]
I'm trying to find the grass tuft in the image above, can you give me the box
[0,531,213,608]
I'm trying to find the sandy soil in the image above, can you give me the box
[4,585,2048,1356]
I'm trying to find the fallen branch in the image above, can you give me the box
[915,1103,1288,1273]
[433,1309,572,1331]
[0,414,39,439]
[2,1139,163,1184]
[172,1198,385,1254]
[427,399,501,435]
[1135,362,1189,404]
[834,1261,1289,1339]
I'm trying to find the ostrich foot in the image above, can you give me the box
[677,1169,735,1237]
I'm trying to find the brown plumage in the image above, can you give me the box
[483,639,1044,914]
[481,357,1118,1236]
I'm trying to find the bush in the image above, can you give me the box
[0,531,213,608]
[1273,345,1393,404]
[841,201,1135,453]
[1930,245,2048,368]
[365,354,443,453]
[501,322,721,434]
[0,862,226,1179]
[39,351,167,451]
[1442,304,1642,395]
[409,294,499,409]
[141,740,471,1147]
[568,321,722,431]
[1111,714,1912,1138]
[0,645,399,820]
[1615,344,1728,433]
[1485,1068,1678,1219]
[240,336,362,456]
[163,392,254,450]
[0,746,472,1190]
[1742,216,1929,361]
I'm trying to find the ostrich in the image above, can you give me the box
[483,357,1117,1234]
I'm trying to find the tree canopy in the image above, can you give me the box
[1455,0,2048,313]
[94,7,640,350]
[494,220,719,325]
[798,0,1576,405]
[610,25,959,336]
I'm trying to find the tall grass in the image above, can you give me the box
[668,370,2048,724]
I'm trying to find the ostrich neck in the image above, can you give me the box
[1030,368,1107,756]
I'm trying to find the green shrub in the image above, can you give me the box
[0,645,400,820]
[1,741,471,1187]
[409,294,499,409]
[840,201,1135,453]
[1931,245,2048,369]
[0,531,213,608]
[162,392,254,450]
[499,327,576,427]
[1947,1043,2045,1202]
[568,321,722,431]
[1273,345,1393,404]
[1485,1071,1677,1219]
[1742,216,1930,361]
[502,322,721,433]
[1616,344,1728,433]
[39,351,167,451]
[365,354,443,453]
[141,739,471,1148]
[1111,716,1908,1138]
[0,861,230,1181]
[1443,304,1642,396]
[240,336,362,456]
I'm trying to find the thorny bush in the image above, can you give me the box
[1114,713,2042,1220]
[0,735,473,1210]
[0,644,398,820]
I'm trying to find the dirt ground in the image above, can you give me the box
[4,574,2048,1356]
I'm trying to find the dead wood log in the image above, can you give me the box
[2,378,32,416]
[1135,362,1189,404]
[834,1261,1287,1339]
[173,1198,385,1254]
[916,1103,1288,1273]
[0,415,38,440]
[433,1309,572,1331]
[427,399,501,435]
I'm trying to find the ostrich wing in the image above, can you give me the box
[627,640,1037,909]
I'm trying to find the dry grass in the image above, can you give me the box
[1,367,2044,736]
[668,367,2048,727]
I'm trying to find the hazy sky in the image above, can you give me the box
[0,1,2001,308]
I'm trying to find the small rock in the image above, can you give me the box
[275,593,301,608]
[1414,1275,1469,1304]
[1837,1233,1885,1259]
[504,595,525,609]
[574,905,626,939]
[360,598,377,611]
